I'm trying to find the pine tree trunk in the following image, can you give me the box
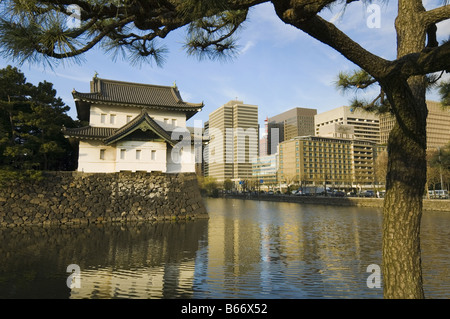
[380,0,429,299]
[382,58,428,298]
[382,81,427,298]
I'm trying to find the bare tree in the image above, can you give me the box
[374,150,388,186]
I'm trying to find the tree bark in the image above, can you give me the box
[381,0,427,299]
[381,78,427,299]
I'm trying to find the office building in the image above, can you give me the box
[206,100,259,183]
[203,121,210,177]
[252,154,278,187]
[380,100,450,149]
[259,117,269,156]
[315,106,380,143]
[278,135,376,189]
[267,107,317,154]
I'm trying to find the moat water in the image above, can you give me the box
[0,198,449,299]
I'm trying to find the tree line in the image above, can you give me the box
[0,65,81,181]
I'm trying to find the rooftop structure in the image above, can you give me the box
[315,106,380,143]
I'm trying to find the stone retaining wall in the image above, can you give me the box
[0,171,208,227]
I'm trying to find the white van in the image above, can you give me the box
[429,190,449,199]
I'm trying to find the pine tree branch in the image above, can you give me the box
[0,0,270,64]
[40,16,136,59]
[424,3,450,25]
[391,41,450,77]
[272,7,390,79]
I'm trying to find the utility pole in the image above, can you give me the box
[438,147,444,190]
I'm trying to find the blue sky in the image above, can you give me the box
[1,1,448,130]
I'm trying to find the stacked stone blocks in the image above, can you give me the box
[0,171,208,227]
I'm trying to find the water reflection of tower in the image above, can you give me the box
[259,217,271,294]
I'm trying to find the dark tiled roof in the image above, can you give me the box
[62,126,116,140]
[104,111,176,146]
[73,77,203,110]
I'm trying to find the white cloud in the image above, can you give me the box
[52,70,92,83]
[239,41,255,55]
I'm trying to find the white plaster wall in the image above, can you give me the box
[77,140,168,173]
[77,140,116,173]
[166,144,196,173]
[89,105,187,131]
[115,140,167,172]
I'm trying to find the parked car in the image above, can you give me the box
[333,191,346,197]
[428,190,449,199]
[360,190,375,197]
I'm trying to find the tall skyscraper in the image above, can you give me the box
[206,100,259,183]
[267,107,317,154]
[315,106,380,143]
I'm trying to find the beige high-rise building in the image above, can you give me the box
[267,107,317,155]
[278,136,376,188]
[315,106,380,143]
[352,139,377,186]
[380,100,450,149]
[206,100,259,183]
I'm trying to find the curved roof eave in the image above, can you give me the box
[103,111,177,146]
[72,91,204,111]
